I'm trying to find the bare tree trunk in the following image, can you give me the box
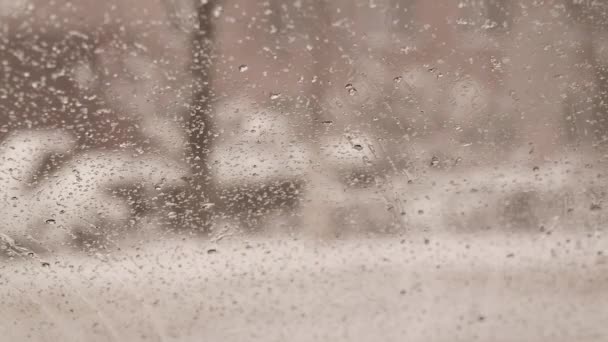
[184,0,216,231]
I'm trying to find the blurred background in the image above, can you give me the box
[2,0,608,251]
[2,2,608,341]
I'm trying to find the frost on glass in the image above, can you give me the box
[1,1,608,341]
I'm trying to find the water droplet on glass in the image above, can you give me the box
[430,156,440,167]
[212,5,223,18]
[238,64,248,72]
[202,203,215,210]
[270,93,281,100]
[393,76,402,83]
[345,83,357,96]
[45,219,56,225]
[353,144,363,151]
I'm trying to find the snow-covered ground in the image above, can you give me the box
[1,232,606,342]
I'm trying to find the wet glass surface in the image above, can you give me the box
[1,1,607,341]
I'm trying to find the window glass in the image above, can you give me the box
[1,1,607,341]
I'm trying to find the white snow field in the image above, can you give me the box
[1,232,606,342]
